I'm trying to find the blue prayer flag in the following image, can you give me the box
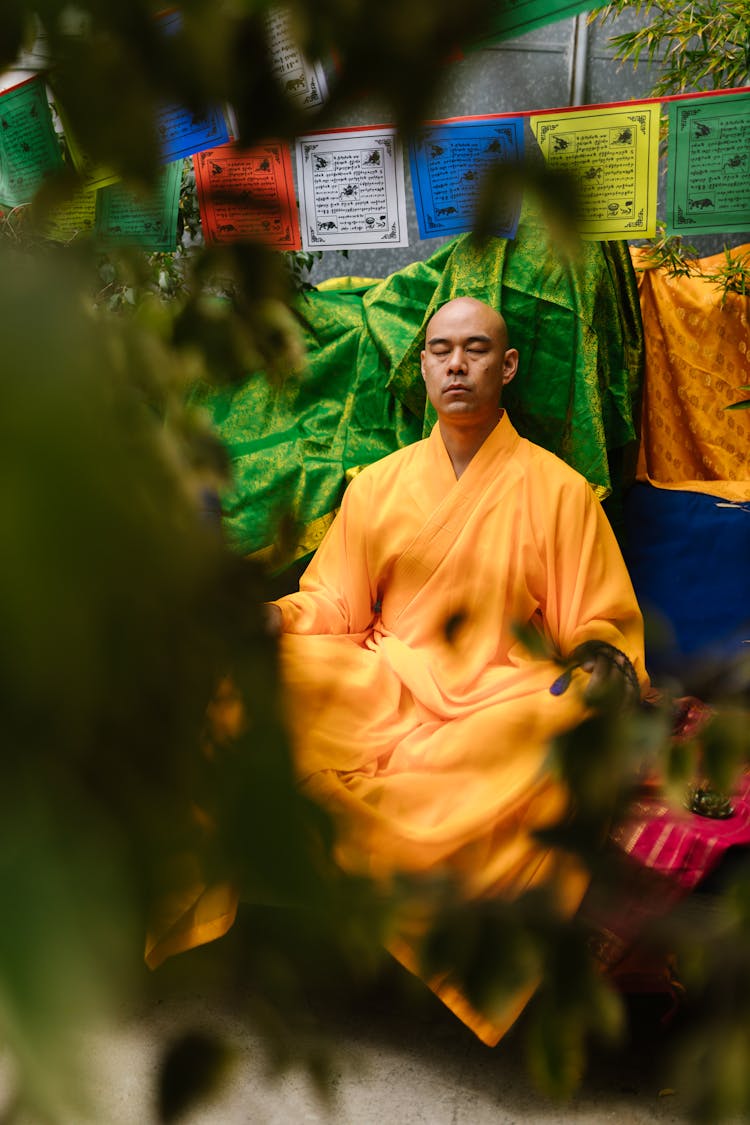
[409,117,523,240]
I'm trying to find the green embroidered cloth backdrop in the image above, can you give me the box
[195,206,644,571]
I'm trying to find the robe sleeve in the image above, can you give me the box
[272,471,377,635]
[537,472,648,688]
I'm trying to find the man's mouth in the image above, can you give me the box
[444,383,470,394]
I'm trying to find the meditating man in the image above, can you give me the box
[263,295,648,1045]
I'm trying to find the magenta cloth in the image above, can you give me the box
[613,770,750,890]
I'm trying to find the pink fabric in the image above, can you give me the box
[613,769,750,890]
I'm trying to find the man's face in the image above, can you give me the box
[420,298,518,426]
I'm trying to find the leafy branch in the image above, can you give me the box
[633,221,699,275]
[702,244,750,313]
[725,387,750,411]
[590,0,750,95]
[635,227,750,304]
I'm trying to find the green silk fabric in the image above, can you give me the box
[196,206,643,567]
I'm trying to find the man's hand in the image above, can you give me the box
[264,602,283,636]
[550,641,640,708]
[580,648,639,708]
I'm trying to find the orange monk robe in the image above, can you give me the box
[275,412,648,1045]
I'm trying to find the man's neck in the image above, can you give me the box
[439,411,503,479]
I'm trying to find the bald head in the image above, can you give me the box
[424,297,510,355]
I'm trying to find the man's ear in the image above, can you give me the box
[420,349,426,381]
[502,347,519,386]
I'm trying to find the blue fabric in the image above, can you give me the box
[623,483,750,674]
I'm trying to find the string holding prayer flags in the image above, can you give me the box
[296,127,409,251]
[0,76,63,209]
[266,6,328,111]
[96,160,183,251]
[666,91,750,236]
[409,117,523,240]
[531,103,660,240]
[194,141,301,248]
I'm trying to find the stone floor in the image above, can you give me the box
[0,967,703,1125]
[88,991,697,1124]
[1,892,728,1125]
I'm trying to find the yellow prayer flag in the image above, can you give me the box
[44,187,97,242]
[531,104,660,240]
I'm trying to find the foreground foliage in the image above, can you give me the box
[1,2,749,1123]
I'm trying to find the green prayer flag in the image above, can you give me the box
[95,160,183,251]
[0,77,63,209]
[666,92,750,236]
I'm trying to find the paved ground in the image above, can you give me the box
[83,989,695,1125]
[0,897,720,1125]
[0,964,702,1125]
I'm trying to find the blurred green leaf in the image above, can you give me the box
[511,619,556,661]
[700,710,750,794]
[0,0,28,72]
[158,1031,232,1124]
[526,1000,585,1101]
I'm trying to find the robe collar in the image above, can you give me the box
[428,410,522,489]
[388,411,525,624]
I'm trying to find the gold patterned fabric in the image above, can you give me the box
[632,244,750,500]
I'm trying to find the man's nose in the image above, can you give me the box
[447,347,467,373]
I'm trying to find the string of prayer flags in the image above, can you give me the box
[531,103,660,239]
[43,166,181,249]
[409,116,524,240]
[666,91,750,236]
[1,52,747,252]
[296,127,409,251]
[44,163,182,250]
[96,160,183,251]
[0,76,63,209]
[266,6,328,111]
[480,0,595,44]
[194,141,301,248]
